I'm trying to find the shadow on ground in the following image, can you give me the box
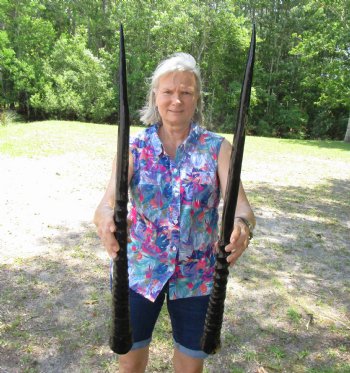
[205,177,350,372]
[0,224,116,373]
[0,177,349,372]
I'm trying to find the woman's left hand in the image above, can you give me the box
[224,219,251,266]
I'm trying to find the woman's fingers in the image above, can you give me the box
[105,235,120,259]
[224,222,250,266]
[97,219,120,258]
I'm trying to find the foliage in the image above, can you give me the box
[0,0,349,139]
[290,0,350,139]
[30,31,115,122]
[231,0,349,139]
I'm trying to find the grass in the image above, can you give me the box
[0,120,144,158]
[287,308,302,324]
[1,120,350,160]
[1,120,350,372]
[223,133,350,160]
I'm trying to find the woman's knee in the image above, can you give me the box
[173,348,204,373]
[118,347,149,373]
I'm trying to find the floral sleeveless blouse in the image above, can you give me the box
[128,122,224,301]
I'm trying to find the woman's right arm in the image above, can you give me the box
[93,152,134,258]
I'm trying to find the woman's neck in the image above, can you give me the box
[158,122,191,158]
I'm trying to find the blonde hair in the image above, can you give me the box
[140,53,203,125]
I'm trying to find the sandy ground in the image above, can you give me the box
[0,154,108,262]
[1,149,349,372]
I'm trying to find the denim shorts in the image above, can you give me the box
[129,285,210,359]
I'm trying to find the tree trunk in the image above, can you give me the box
[344,110,350,142]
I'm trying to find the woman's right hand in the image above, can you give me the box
[94,205,120,259]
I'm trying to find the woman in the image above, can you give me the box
[94,53,255,373]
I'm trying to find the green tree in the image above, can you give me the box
[236,0,310,138]
[291,0,350,139]
[30,31,114,122]
[1,0,56,118]
[0,31,16,108]
[345,115,350,142]
[110,0,249,129]
[1,0,348,138]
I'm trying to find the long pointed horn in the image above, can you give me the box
[201,24,256,355]
[109,23,133,355]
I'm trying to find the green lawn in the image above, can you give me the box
[1,120,349,160]
[0,121,141,158]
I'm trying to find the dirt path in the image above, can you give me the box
[0,150,349,373]
[1,154,107,261]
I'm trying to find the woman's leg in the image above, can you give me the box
[119,346,149,373]
[167,294,210,373]
[117,288,165,372]
[173,348,204,373]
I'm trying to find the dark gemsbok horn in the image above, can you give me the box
[109,24,133,355]
[201,24,256,355]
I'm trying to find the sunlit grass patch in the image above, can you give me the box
[242,347,258,362]
[268,345,286,360]
[0,120,145,158]
[2,120,350,161]
[297,349,311,360]
[287,307,302,324]
[242,135,350,160]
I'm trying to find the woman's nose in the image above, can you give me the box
[172,94,181,104]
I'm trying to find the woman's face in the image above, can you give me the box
[155,71,198,127]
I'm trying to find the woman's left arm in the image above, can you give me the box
[217,139,256,266]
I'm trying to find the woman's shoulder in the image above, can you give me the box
[195,124,225,145]
[130,124,158,146]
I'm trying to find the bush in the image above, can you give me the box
[29,31,115,122]
[0,110,19,126]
